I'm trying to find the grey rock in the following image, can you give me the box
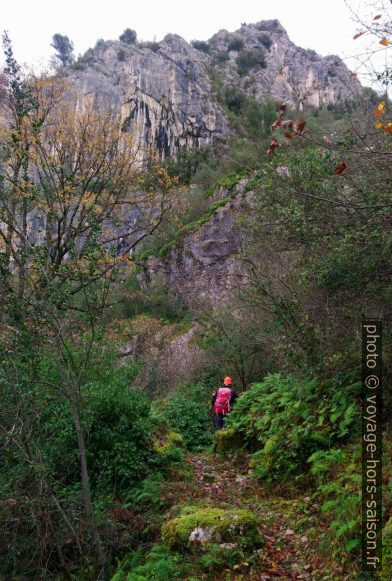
[65,20,361,160]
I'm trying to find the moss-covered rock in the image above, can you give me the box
[212,427,242,455]
[161,506,262,552]
[153,431,184,464]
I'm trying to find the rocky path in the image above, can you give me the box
[181,451,354,581]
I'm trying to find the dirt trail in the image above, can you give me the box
[180,451,352,581]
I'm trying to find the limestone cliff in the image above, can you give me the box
[66,20,361,160]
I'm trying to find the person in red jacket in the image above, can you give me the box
[211,376,238,430]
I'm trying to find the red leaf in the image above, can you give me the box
[353,31,366,40]
[271,119,282,131]
[284,131,294,139]
[267,138,280,155]
[293,118,306,133]
[333,162,348,174]
[282,120,293,128]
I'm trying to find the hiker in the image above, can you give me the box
[212,376,238,430]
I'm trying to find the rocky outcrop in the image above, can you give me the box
[141,181,248,308]
[209,20,361,109]
[66,20,361,160]
[66,35,228,161]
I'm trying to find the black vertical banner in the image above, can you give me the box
[362,320,382,572]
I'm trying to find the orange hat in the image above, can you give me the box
[224,376,232,385]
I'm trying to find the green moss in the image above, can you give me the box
[161,506,262,551]
[212,427,242,455]
[154,431,184,463]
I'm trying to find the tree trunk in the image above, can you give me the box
[70,400,106,573]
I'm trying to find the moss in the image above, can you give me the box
[154,431,184,462]
[212,428,242,455]
[161,506,262,551]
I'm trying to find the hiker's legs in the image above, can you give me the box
[215,413,224,429]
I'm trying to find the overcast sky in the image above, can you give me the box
[1,0,390,88]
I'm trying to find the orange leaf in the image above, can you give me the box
[333,162,348,175]
[267,138,280,155]
[379,38,390,46]
[373,14,382,20]
[353,31,366,40]
[271,119,282,131]
[374,109,383,117]
[385,123,392,135]
[375,121,385,129]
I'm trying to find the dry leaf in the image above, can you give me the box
[379,38,390,46]
[294,118,306,133]
[373,14,382,20]
[375,121,385,129]
[333,162,348,175]
[271,119,282,131]
[267,138,280,155]
[353,31,366,40]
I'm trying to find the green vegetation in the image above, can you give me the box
[156,384,214,450]
[226,374,359,482]
[191,40,210,53]
[119,28,137,45]
[2,16,392,580]
[161,506,262,551]
[227,36,244,51]
[236,49,266,75]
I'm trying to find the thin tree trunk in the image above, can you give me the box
[70,400,106,573]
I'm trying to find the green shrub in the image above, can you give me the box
[236,50,266,76]
[191,40,210,53]
[225,373,359,481]
[39,355,154,493]
[227,36,244,51]
[158,384,213,450]
[259,34,272,50]
[214,50,230,63]
[119,28,137,45]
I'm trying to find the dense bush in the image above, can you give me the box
[227,36,244,51]
[191,40,210,53]
[236,50,266,75]
[39,355,154,493]
[259,33,272,50]
[157,383,213,450]
[119,28,137,45]
[226,373,359,481]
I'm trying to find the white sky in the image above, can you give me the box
[1,0,391,89]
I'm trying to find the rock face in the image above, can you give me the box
[67,35,228,161]
[209,20,360,109]
[141,181,248,308]
[66,20,361,160]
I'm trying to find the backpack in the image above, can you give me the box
[214,387,232,415]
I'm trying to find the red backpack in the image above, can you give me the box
[214,387,232,415]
